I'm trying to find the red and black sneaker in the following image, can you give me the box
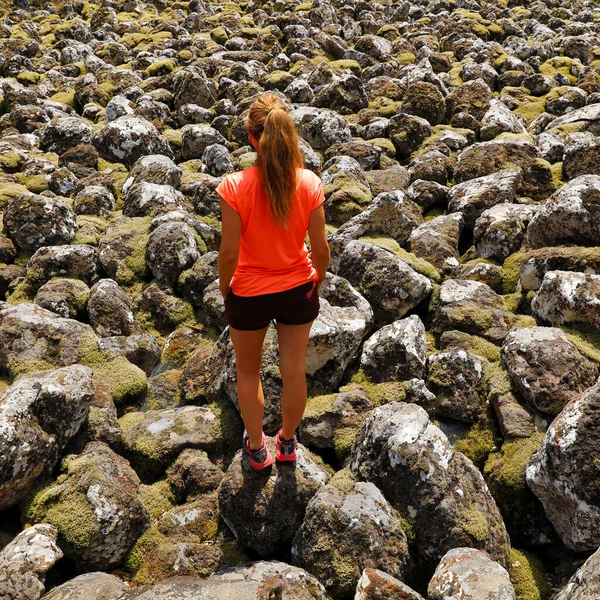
[243,431,273,471]
[274,429,298,462]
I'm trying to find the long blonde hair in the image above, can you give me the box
[248,94,304,226]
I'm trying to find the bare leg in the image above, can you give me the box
[229,325,269,451]
[276,321,313,440]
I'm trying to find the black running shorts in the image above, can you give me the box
[224,281,320,331]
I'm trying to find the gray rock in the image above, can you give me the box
[408,213,463,275]
[4,193,77,253]
[145,222,199,286]
[448,168,522,226]
[40,572,128,600]
[123,182,191,218]
[526,381,600,551]
[555,545,600,600]
[428,547,515,600]
[218,438,328,555]
[96,334,161,377]
[360,315,427,383]
[292,482,410,598]
[88,278,141,337]
[121,155,182,197]
[501,326,597,415]
[350,403,510,576]
[527,175,600,248]
[40,116,93,154]
[354,568,425,600]
[336,240,432,326]
[73,185,116,218]
[181,125,228,161]
[424,348,488,422]
[432,279,516,343]
[480,98,527,141]
[531,270,600,328]
[34,278,90,319]
[126,561,327,599]
[0,524,63,600]
[91,115,173,167]
[119,405,223,480]
[473,204,539,261]
[202,144,233,176]
[0,365,95,510]
[26,244,99,287]
[23,441,150,570]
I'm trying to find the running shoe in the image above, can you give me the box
[274,429,298,462]
[243,431,273,471]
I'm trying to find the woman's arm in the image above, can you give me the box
[218,199,242,299]
[307,203,330,293]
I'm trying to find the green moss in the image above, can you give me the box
[484,362,513,398]
[0,152,22,171]
[49,91,76,108]
[454,304,495,331]
[72,215,107,246]
[502,251,527,294]
[550,162,564,189]
[514,315,536,328]
[562,326,600,363]
[329,468,357,493]
[510,548,552,600]
[359,234,441,282]
[146,59,176,77]
[459,506,489,542]
[17,70,40,84]
[24,485,100,555]
[304,393,337,419]
[6,358,54,378]
[454,419,499,467]
[333,427,357,460]
[484,433,545,493]
[468,335,502,362]
[15,173,49,193]
[79,338,147,403]
[6,278,37,305]
[341,371,406,406]
[139,479,175,519]
[427,358,454,388]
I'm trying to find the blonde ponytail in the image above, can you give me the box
[248,94,304,226]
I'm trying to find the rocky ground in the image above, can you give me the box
[2,0,600,597]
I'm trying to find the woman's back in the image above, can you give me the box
[216,165,324,296]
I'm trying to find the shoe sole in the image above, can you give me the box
[250,454,273,470]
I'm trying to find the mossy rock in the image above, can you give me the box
[341,371,407,406]
[139,479,176,519]
[502,251,527,294]
[562,325,600,364]
[359,234,441,282]
[453,417,500,468]
[15,173,49,193]
[49,91,76,108]
[146,59,177,77]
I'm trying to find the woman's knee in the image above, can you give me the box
[279,365,306,385]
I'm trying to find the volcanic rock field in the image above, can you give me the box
[3,0,600,597]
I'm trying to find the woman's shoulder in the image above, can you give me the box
[297,167,322,188]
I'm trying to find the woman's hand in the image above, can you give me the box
[220,281,231,301]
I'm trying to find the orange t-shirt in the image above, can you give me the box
[216,166,325,296]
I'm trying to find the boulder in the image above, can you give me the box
[218,438,328,555]
[455,140,554,201]
[0,365,95,510]
[119,405,224,480]
[473,204,539,261]
[428,548,515,600]
[355,568,424,600]
[526,381,600,551]
[73,185,116,218]
[527,175,600,248]
[4,193,77,253]
[126,562,327,599]
[424,348,488,422]
[531,270,600,328]
[350,403,510,576]
[23,441,150,570]
[91,116,173,167]
[501,327,597,415]
[181,125,228,161]
[166,448,224,502]
[431,279,516,343]
[407,213,463,275]
[145,222,199,286]
[26,244,99,288]
[88,278,142,337]
[34,278,90,319]
[40,572,128,600]
[480,98,527,140]
[447,168,522,226]
[291,482,410,598]
[336,240,432,326]
[0,524,63,600]
[359,315,427,383]
[121,155,182,196]
[520,247,600,292]
[39,116,93,155]
[555,545,600,600]
[122,183,191,218]
[563,132,600,180]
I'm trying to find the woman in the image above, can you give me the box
[216,93,330,471]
